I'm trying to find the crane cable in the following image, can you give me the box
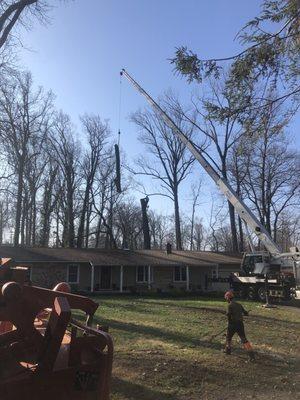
[114,72,123,193]
[117,71,122,146]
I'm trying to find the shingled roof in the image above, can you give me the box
[0,246,241,268]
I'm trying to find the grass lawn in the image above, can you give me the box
[80,295,300,400]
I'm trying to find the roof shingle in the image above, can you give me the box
[0,246,241,268]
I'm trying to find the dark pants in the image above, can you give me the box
[226,321,248,346]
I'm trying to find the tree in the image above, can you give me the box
[38,158,60,247]
[0,1,39,50]
[114,199,142,249]
[171,0,300,110]
[88,146,124,250]
[0,1,68,51]
[0,71,53,246]
[176,72,250,252]
[193,219,205,250]
[241,127,300,243]
[148,210,170,249]
[22,138,47,245]
[131,95,196,250]
[0,197,9,244]
[228,140,249,252]
[276,211,300,250]
[76,114,110,248]
[189,182,201,250]
[49,112,80,248]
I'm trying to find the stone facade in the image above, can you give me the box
[3,248,240,294]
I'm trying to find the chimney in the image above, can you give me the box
[166,242,172,255]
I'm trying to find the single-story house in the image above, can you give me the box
[0,246,242,293]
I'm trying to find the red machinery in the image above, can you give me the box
[0,258,113,400]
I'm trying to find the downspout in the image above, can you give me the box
[148,265,151,290]
[186,266,190,291]
[120,265,123,293]
[90,261,94,293]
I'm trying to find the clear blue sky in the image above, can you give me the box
[18,0,299,220]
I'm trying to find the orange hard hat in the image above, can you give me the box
[224,290,234,300]
[53,282,71,293]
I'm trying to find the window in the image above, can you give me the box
[136,266,153,283]
[174,266,187,282]
[212,266,218,279]
[67,264,79,284]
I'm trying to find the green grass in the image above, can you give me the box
[77,295,300,400]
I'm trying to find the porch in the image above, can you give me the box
[90,264,215,293]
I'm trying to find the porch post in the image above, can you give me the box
[90,262,94,293]
[148,265,151,290]
[120,265,123,293]
[186,266,190,291]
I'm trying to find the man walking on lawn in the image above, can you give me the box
[224,291,255,361]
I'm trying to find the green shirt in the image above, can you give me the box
[227,301,248,323]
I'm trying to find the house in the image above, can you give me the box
[0,246,242,293]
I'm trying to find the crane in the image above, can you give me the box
[121,68,299,300]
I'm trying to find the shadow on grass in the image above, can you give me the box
[112,377,178,400]
[132,299,300,327]
[279,299,300,309]
[112,351,298,399]
[94,316,223,351]
[135,299,225,314]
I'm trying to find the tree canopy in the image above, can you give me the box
[171,0,300,109]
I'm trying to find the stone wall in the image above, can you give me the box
[30,263,67,289]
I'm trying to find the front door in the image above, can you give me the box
[100,266,111,289]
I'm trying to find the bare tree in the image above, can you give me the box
[114,199,142,249]
[239,102,300,243]
[148,210,170,249]
[76,114,110,248]
[228,140,249,252]
[49,111,80,248]
[179,73,251,252]
[0,71,53,245]
[193,219,205,250]
[189,182,201,250]
[0,1,62,51]
[0,197,9,244]
[131,95,196,250]
[276,211,300,251]
[38,157,60,246]
[90,151,121,250]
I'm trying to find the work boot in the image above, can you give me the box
[223,347,231,355]
[248,351,255,361]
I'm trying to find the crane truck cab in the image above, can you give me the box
[241,252,274,276]
[231,251,298,301]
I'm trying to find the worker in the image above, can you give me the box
[224,290,255,361]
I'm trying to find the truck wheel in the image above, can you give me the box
[248,286,257,300]
[257,286,266,302]
[283,288,293,301]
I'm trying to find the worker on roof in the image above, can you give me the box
[224,290,255,361]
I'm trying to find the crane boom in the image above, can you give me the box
[121,68,282,255]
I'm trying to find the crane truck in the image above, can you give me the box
[121,68,300,301]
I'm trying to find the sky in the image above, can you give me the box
[17,0,300,222]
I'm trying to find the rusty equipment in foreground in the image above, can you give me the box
[0,258,113,400]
